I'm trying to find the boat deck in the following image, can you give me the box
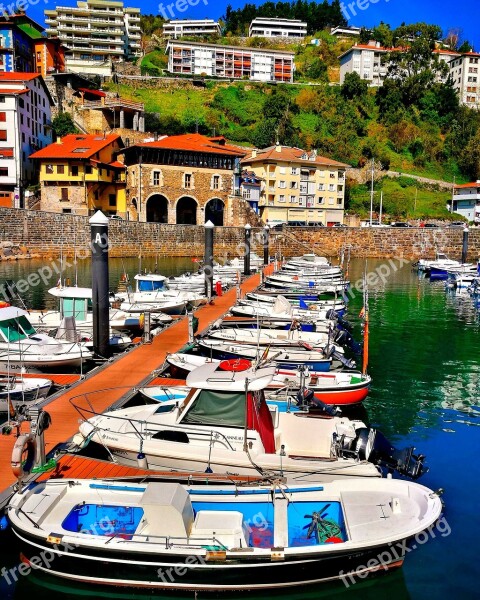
[0,266,273,495]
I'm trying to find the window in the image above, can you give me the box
[329,184,335,191]
[291,167,298,175]
[318,183,324,191]
[184,173,192,188]
[337,198,343,205]
[46,164,54,174]
[279,167,286,174]
[0,112,5,122]
[328,197,334,205]
[290,181,298,189]
[0,130,7,141]
[330,172,335,178]
[0,97,4,103]
[0,167,7,177]
[279,181,286,189]
[37,52,41,62]
[109,194,116,207]
[57,165,64,174]
[290,195,297,203]
[85,165,92,175]
[318,197,324,204]
[62,208,72,214]
[131,170,136,186]
[61,188,69,201]
[152,170,161,186]
[71,166,78,176]
[212,174,220,190]
[278,194,286,203]
[242,188,251,199]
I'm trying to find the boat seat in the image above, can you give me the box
[24,488,68,526]
[190,511,249,549]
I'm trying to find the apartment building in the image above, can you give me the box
[0,73,54,208]
[330,26,361,40]
[119,133,246,224]
[44,0,142,77]
[34,38,67,78]
[249,17,307,39]
[166,41,295,83]
[241,144,348,226]
[0,14,46,73]
[450,52,480,110]
[451,181,480,222]
[339,42,389,86]
[163,19,221,39]
[31,133,127,217]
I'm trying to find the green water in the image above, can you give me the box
[0,258,479,599]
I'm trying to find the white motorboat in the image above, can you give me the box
[231,295,345,322]
[6,477,443,590]
[245,292,346,311]
[115,274,207,313]
[76,361,426,481]
[0,376,52,410]
[0,306,93,373]
[415,252,463,275]
[206,327,333,348]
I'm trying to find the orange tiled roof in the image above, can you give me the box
[0,88,30,95]
[135,133,246,157]
[242,146,349,168]
[0,72,42,82]
[454,182,480,189]
[30,134,121,160]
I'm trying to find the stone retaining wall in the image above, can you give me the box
[0,208,476,261]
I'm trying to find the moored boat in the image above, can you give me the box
[6,477,443,590]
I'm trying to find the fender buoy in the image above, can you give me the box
[219,359,252,372]
[11,434,36,478]
[325,536,343,544]
[0,302,10,308]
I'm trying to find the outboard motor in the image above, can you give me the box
[325,345,357,369]
[333,329,362,355]
[337,427,427,480]
[296,389,341,417]
[325,309,339,322]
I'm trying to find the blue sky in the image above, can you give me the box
[26,0,478,50]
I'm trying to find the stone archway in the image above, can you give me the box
[176,196,197,225]
[146,194,169,223]
[205,198,225,226]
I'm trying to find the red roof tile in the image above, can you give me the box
[242,146,349,168]
[30,134,121,160]
[109,160,126,168]
[135,133,246,157]
[78,87,106,97]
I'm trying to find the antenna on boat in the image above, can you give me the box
[361,263,369,376]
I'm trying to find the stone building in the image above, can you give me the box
[119,133,247,225]
[31,133,127,217]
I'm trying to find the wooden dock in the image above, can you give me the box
[0,266,274,495]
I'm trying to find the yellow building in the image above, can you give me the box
[241,145,348,226]
[31,134,126,217]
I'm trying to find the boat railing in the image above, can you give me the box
[70,389,237,451]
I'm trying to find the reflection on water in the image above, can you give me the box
[0,258,479,599]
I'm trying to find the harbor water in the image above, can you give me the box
[0,257,479,599]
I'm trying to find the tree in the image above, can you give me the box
[458,40,474,53]
[459,131,480,180]
[52,113,77,138]
[251,118,278,148]
[306,57,328,81]
[341,72,368,100]
[385,23,448,106]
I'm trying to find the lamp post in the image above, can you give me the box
[89,210,110,358]
[462,225,469,264]
[244,223,251,276]
[204,220,214,300]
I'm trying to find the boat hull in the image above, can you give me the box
[12,528,405,591]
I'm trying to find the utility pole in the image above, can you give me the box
[414,187,418,212]
[451,176,456,213]
[369,158,375,226]
[379,191,383,225]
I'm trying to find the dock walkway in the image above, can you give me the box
[0,266,273,494]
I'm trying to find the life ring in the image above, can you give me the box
[36,411,52,436]
[11,434,37,479]
[0,301,10,308]
[219,359,252,372]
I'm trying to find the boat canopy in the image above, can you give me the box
[182,390,246,427]
[134,274,168,292]
[0,313,36,342]
[49,287,93,299]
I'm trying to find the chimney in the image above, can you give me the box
[154,132,158,141]
[56,136,62,144]
[251,149,257,158]
[275,143,282,153]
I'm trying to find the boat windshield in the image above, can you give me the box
[0,316,36,342]
[61,298,88,321]
[138,279,166,292]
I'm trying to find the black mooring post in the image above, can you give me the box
[263,224,270,266]
[204,220,214,299]
[462,225,469,264]
[90,211,111,358]
[244,223,251,276]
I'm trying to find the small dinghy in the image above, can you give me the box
[6,477,444,591]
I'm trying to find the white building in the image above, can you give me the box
[249,17,307,40]
[330,26,361,39]
[44,0,142,77]
[163,19,221,39]
[166,41,295,83]
[449,52,480,110]
[451,181,480,222]
[339,42,389,86]
[0,73,54,208]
